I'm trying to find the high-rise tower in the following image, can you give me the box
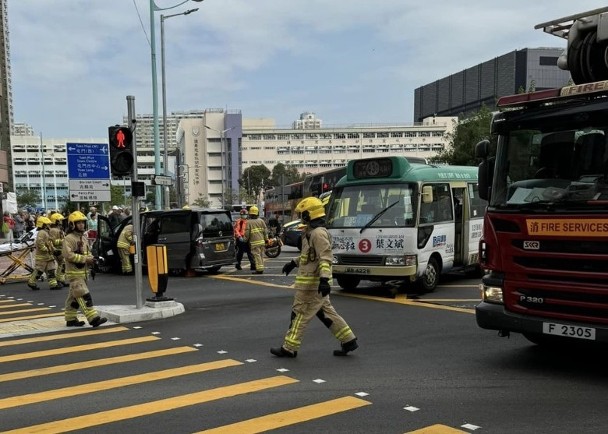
[0,0,12,190]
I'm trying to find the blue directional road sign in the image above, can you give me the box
[67,143,111,202]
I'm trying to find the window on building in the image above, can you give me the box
[539,56,558,66]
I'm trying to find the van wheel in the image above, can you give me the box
[208,266,221,274]
[419,257,440,293]
[336,276,360,290]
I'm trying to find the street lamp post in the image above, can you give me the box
[161,7,199,210]
[205,125,235,207]
[149,0,203,210]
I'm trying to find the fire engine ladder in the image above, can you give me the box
[535,7,608,39]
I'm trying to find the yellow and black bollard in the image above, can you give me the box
[146,244,172,301]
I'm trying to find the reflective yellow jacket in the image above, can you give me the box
[245,217,267,248]
[294,225,333,290]
[62,231,92,280]
[117,224,134,250]
[35,229,55,263]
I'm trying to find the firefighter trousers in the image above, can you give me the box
[282,289,356,353]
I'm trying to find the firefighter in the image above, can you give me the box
[49,212,67,287]
[62,211,107,327]
[116,224,134,275]
[27,216,61,290]
[271,197,358,358]
[244,206,268,274]
[234,208,255,271]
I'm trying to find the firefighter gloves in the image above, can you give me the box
[318,277,331,297]
[282,260,297,276]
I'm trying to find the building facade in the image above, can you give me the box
[0,0,12,190]
[10,111,455,211]
[414,47,572,122]
[11,135,107,211]
[177,112,456,208]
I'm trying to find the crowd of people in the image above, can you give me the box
[1,205,133,245]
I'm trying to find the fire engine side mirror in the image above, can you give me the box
[478,157,495,202]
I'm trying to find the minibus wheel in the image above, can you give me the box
[419,257,440,293]
[336,276,360,290]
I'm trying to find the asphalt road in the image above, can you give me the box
[0,246,607,433]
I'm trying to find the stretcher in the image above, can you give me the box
[0,231,37,285]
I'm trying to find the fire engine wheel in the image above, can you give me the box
[336,276,360,290]
[419,257,440,293]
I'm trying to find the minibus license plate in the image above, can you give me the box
[215,243,225,251]
[542,322,595,340]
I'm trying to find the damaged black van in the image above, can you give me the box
[94,208,236,274]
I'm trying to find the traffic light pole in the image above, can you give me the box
[127,95,144,309]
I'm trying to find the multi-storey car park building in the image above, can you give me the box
[414,47,572,122]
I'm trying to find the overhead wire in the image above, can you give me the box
[132,0,151,48]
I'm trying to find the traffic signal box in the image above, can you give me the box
[108,126,134,177]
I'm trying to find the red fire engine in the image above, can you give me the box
[476,8,608,345]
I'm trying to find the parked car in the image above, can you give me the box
[94,208,236,274]
[280,219,305,251]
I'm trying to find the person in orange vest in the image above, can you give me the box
[234,209,255,271]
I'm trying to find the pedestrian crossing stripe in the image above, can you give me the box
[407,424,469,433]
[4,375,299,434]
[0,312,64,323]
[0,359,243,410]
[197,396,372,433]
[0,335,160,363]
[0,307,52,316]
[0,346,198,383]
[0,303,35,309]
[0,326,128,348]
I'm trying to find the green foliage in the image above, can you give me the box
[240,165,271,196]
[270,163,302,186]
[16,188,40,208]
[431,105,495,166]
[192,193,211,208]
[110,184,132,208]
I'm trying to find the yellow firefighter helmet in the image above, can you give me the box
[68,211,87,224]
[36,216,52,228]
[249,205,259,217]
[50,213,65,224]
[295,197,325,222]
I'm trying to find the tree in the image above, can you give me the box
[239,165,271,197]
[110,185,131,208]
[16,188,40,209]
[192,193,211,208]
[431,105,495,166]
[223,188,241,207]
[270,163,302,187]
[238,187,257,205]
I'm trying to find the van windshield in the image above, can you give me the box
[159,214,190,234]
[201,213,233,235]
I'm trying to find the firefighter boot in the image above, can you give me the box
[66,319,85,327]
[333,338,359,356]
[270,347,297,358]
[90,316,108,328]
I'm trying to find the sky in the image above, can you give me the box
[8,0,607,138]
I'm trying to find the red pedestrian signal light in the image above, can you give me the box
[322,182,330,192]
[108,125,134,177]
